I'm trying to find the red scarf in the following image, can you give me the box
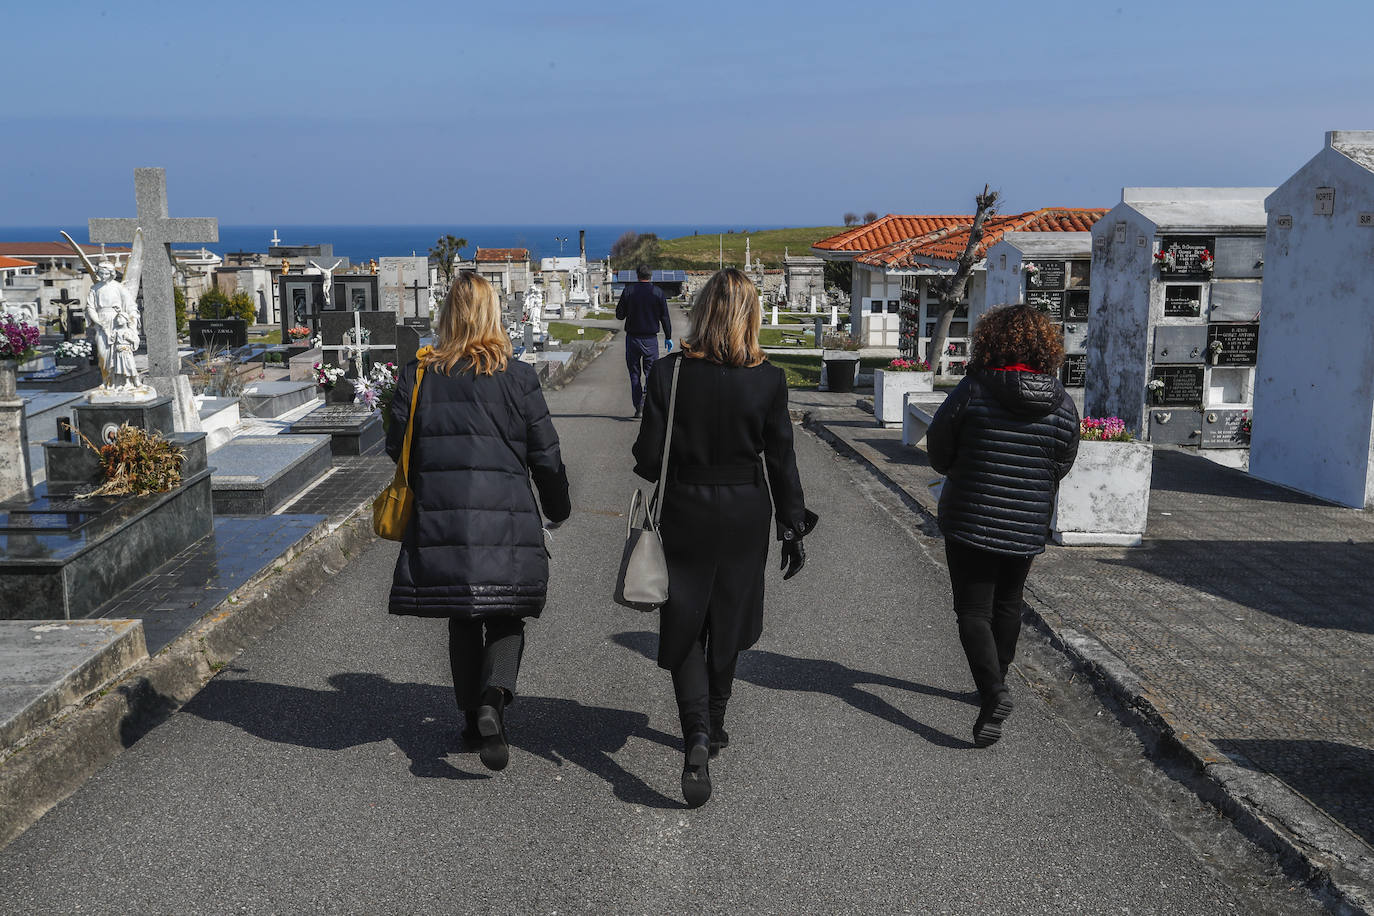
[988,363,1038,372]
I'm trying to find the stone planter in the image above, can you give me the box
[820,351,860,393]
[1051,439,1153,547]
[873,369,934,426]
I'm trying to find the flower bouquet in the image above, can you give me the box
[1147,378,1165,402]
[287,326,311,342]
[1024,261,1041,287]
[353,361,400,427]
[1,315,41,363]
[313,362,346,390]
[55,338,93,360]
[1079,416,1132,442]
[885,357,931,372]
[1153,249,1176,270]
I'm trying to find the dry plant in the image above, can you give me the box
[65,421,185,498]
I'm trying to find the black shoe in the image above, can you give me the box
[973,690,1013,748]
[477,690,509,771]
[682,732,712,808]
[708,724,729,758]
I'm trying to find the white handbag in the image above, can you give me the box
[613,358,681,611]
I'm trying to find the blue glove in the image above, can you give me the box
[664,339,674,351]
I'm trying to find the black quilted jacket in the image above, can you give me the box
[385,358,571,618]
[926,369,1079,556]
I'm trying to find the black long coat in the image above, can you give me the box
[632,353,814,671]
[926,368,1079,556]
[386,357,571,618]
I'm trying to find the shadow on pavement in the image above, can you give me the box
[1214,738,1374,847]
[1149,449,1335,505]
[1097,540,1374,633]
[185,673,686,805]
[612,631,975,750]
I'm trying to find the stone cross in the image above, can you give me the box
[406,279,425,319]
[89,169,218,380]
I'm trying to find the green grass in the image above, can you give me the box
[583,310,617,320]
[546,322,610,344]
[653,226,847,270]
[758,327,815,348]
[765,354,891,388]
[251,328,283,344]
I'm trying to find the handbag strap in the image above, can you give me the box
[650,356,682,527]
[398,360,427,485]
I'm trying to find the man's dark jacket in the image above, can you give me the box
[926,368,1079,556]
[616,281,671,338]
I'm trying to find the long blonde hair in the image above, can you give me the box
[423,272,512,375]
[682,268,765,367]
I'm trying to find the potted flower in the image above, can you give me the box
[313,361,352,402]
[54,338,94,366]
[820,332,861,393]
[1208,339,1224,365]
[1024,261,1041,287]
[0,314,41,398]
[1153,249,1176,270]
[1199,249,1214,271]
[287,326,311,342]
[873,357,933,426]
[1052,416,1152,546]
[1147,378,1165,403]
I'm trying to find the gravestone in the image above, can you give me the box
[188,318,248,350]
[279,275,326,337]
[88,168,217,433]
[379,257,430,321]
[318,310,399,379]
[333,275,379,313]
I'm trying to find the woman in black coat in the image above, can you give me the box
[387,273,571,772]
[632,268,817,807]
[926,303,1078,748]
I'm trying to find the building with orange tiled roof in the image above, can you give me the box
[833,207,1107,365]
[466,248,532,298]
[0,242,132,329]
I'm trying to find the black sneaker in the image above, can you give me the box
[682,732,712,807]
[973,690,1013,748]
[476,696,509,771]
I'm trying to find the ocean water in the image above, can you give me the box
[0,224,782,265]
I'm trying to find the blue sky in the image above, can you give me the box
[5,0,1372,225]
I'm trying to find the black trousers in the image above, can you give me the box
[670,619,738,742]
[448,617,525,711]
[944,539,1034,702]
[625,335,658,410]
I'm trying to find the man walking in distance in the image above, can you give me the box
[616,264,673,418]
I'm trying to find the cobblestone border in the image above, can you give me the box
[800,411,1374,916]
[0,497,382,851]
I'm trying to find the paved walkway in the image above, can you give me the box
[806,402,1374,899]
[0,329,1330,914]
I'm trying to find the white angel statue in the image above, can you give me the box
[61,228,143,390]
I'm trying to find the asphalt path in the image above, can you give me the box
[0,313,1324,914]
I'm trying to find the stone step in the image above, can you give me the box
[0,619,147,751]
[209,434,332,515]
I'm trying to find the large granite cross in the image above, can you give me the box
[89,168,218,379]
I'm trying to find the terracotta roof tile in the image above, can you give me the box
[812,215,974,252]
[474,247,530,262]
[0,256,37,269]
[854,208,1108,269]
[0,242,129,257]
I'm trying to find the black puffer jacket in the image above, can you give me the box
[926,369,1079,556]
[386,358,571,618]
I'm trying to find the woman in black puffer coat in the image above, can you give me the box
[926,304,1078,747]
[387,273,570,772]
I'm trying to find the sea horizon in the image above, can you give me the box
[0,223,791,265]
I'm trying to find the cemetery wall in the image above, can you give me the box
[1250,136,1374,507]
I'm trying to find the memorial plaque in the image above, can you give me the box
[1063,322,1088,354]
[1213,237,1265,279]
[1149,408,1203,445]
[1208,280,1262,322]
[1152,366,1205,405]
[1163,285,1202,318]
[1065,290,1090,320]
[1153,325,1207,364]
[1062,354,1087,388]
[1157,236,1216,279]
[189,318,247,350]
[1067,259,1091,289]
[332,275,380,312]
[1206,323,1260,366]
[1027,290,1063,320]
[1028,260,1065,291]
[1201,408,1249,448]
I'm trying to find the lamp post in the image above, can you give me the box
[555,236,568,254]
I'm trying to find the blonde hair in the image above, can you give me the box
[423,272,512,376]
[682,268,765,367]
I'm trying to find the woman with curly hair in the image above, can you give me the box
[925,303,1079,747]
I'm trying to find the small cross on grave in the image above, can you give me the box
[406,278,426,319]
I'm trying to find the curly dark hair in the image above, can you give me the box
[968,303,1065,374]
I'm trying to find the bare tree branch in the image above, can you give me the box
[927,185,1000,375]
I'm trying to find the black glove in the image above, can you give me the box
[780,533,806,580]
